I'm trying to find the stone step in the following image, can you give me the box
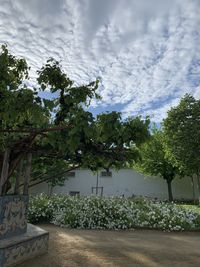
[0,224,49,267]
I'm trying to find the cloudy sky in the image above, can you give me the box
[0,0,200,121]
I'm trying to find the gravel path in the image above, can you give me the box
[17,224,200,267]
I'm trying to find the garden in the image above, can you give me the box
[1,45,200,267]
[28,194,200,232]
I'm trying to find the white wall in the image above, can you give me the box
[30,169,198,200]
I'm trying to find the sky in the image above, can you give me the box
[0,0,200,122]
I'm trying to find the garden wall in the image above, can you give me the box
[30,169,198,200]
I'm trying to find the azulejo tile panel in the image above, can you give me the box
[0,195,29,240]
[0,194,49,267]
[4,234,49,267]
[0,224,49,267]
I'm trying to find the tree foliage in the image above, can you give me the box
[135,129,182,201]
[164,94,200,201]
[0,45,150,194]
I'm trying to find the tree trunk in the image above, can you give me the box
[48,185,53,196]
[197,175,200,205]
[96,172,99,195]
[23,153,32,195]
[166,180,173,202]
[191,176,196,204]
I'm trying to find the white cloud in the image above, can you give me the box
[0,0,200,121]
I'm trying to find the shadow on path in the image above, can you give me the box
[18,224,200,267]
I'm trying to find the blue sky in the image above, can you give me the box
[0,0,200,122]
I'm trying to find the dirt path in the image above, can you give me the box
[18,224,200,267]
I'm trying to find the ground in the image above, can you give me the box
[17,224,200,267]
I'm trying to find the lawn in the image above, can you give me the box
[179,204,200,214]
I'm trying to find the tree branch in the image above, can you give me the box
[0,125,72,134]
[20,165,80,189]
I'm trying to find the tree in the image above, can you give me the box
[0,46,100,194]
[0,46,150,195]
[164,94,200,202]
[76,112,150,171]
[135,129,182,201]
[0,44,50,194]
[23,111,150,191]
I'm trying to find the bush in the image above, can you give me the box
[28,194,200,231]
[28,194,54,223]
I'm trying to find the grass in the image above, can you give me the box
[178,204,200,214]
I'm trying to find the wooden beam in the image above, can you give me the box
[0,149,10,196]
[23,153,32,195]
[14,159,23,195]
[0,125,72,134]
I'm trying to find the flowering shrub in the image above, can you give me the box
[28,194,200,231]
[28,194,54,223]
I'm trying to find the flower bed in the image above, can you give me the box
[28,194,200,231]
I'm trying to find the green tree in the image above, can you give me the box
[78,112,150,171]
[24,111,150,191]
[0,48,100,194]
[0,45,51,194]
[135,129,182,201]
[164,94,200,202]
[0,46,150,195]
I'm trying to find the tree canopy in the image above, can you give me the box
[134,129,183,201]
[0,45,150,195]
[163,94,200,201]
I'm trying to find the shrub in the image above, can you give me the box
[28,194,54,223]
[28,194,200,231]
